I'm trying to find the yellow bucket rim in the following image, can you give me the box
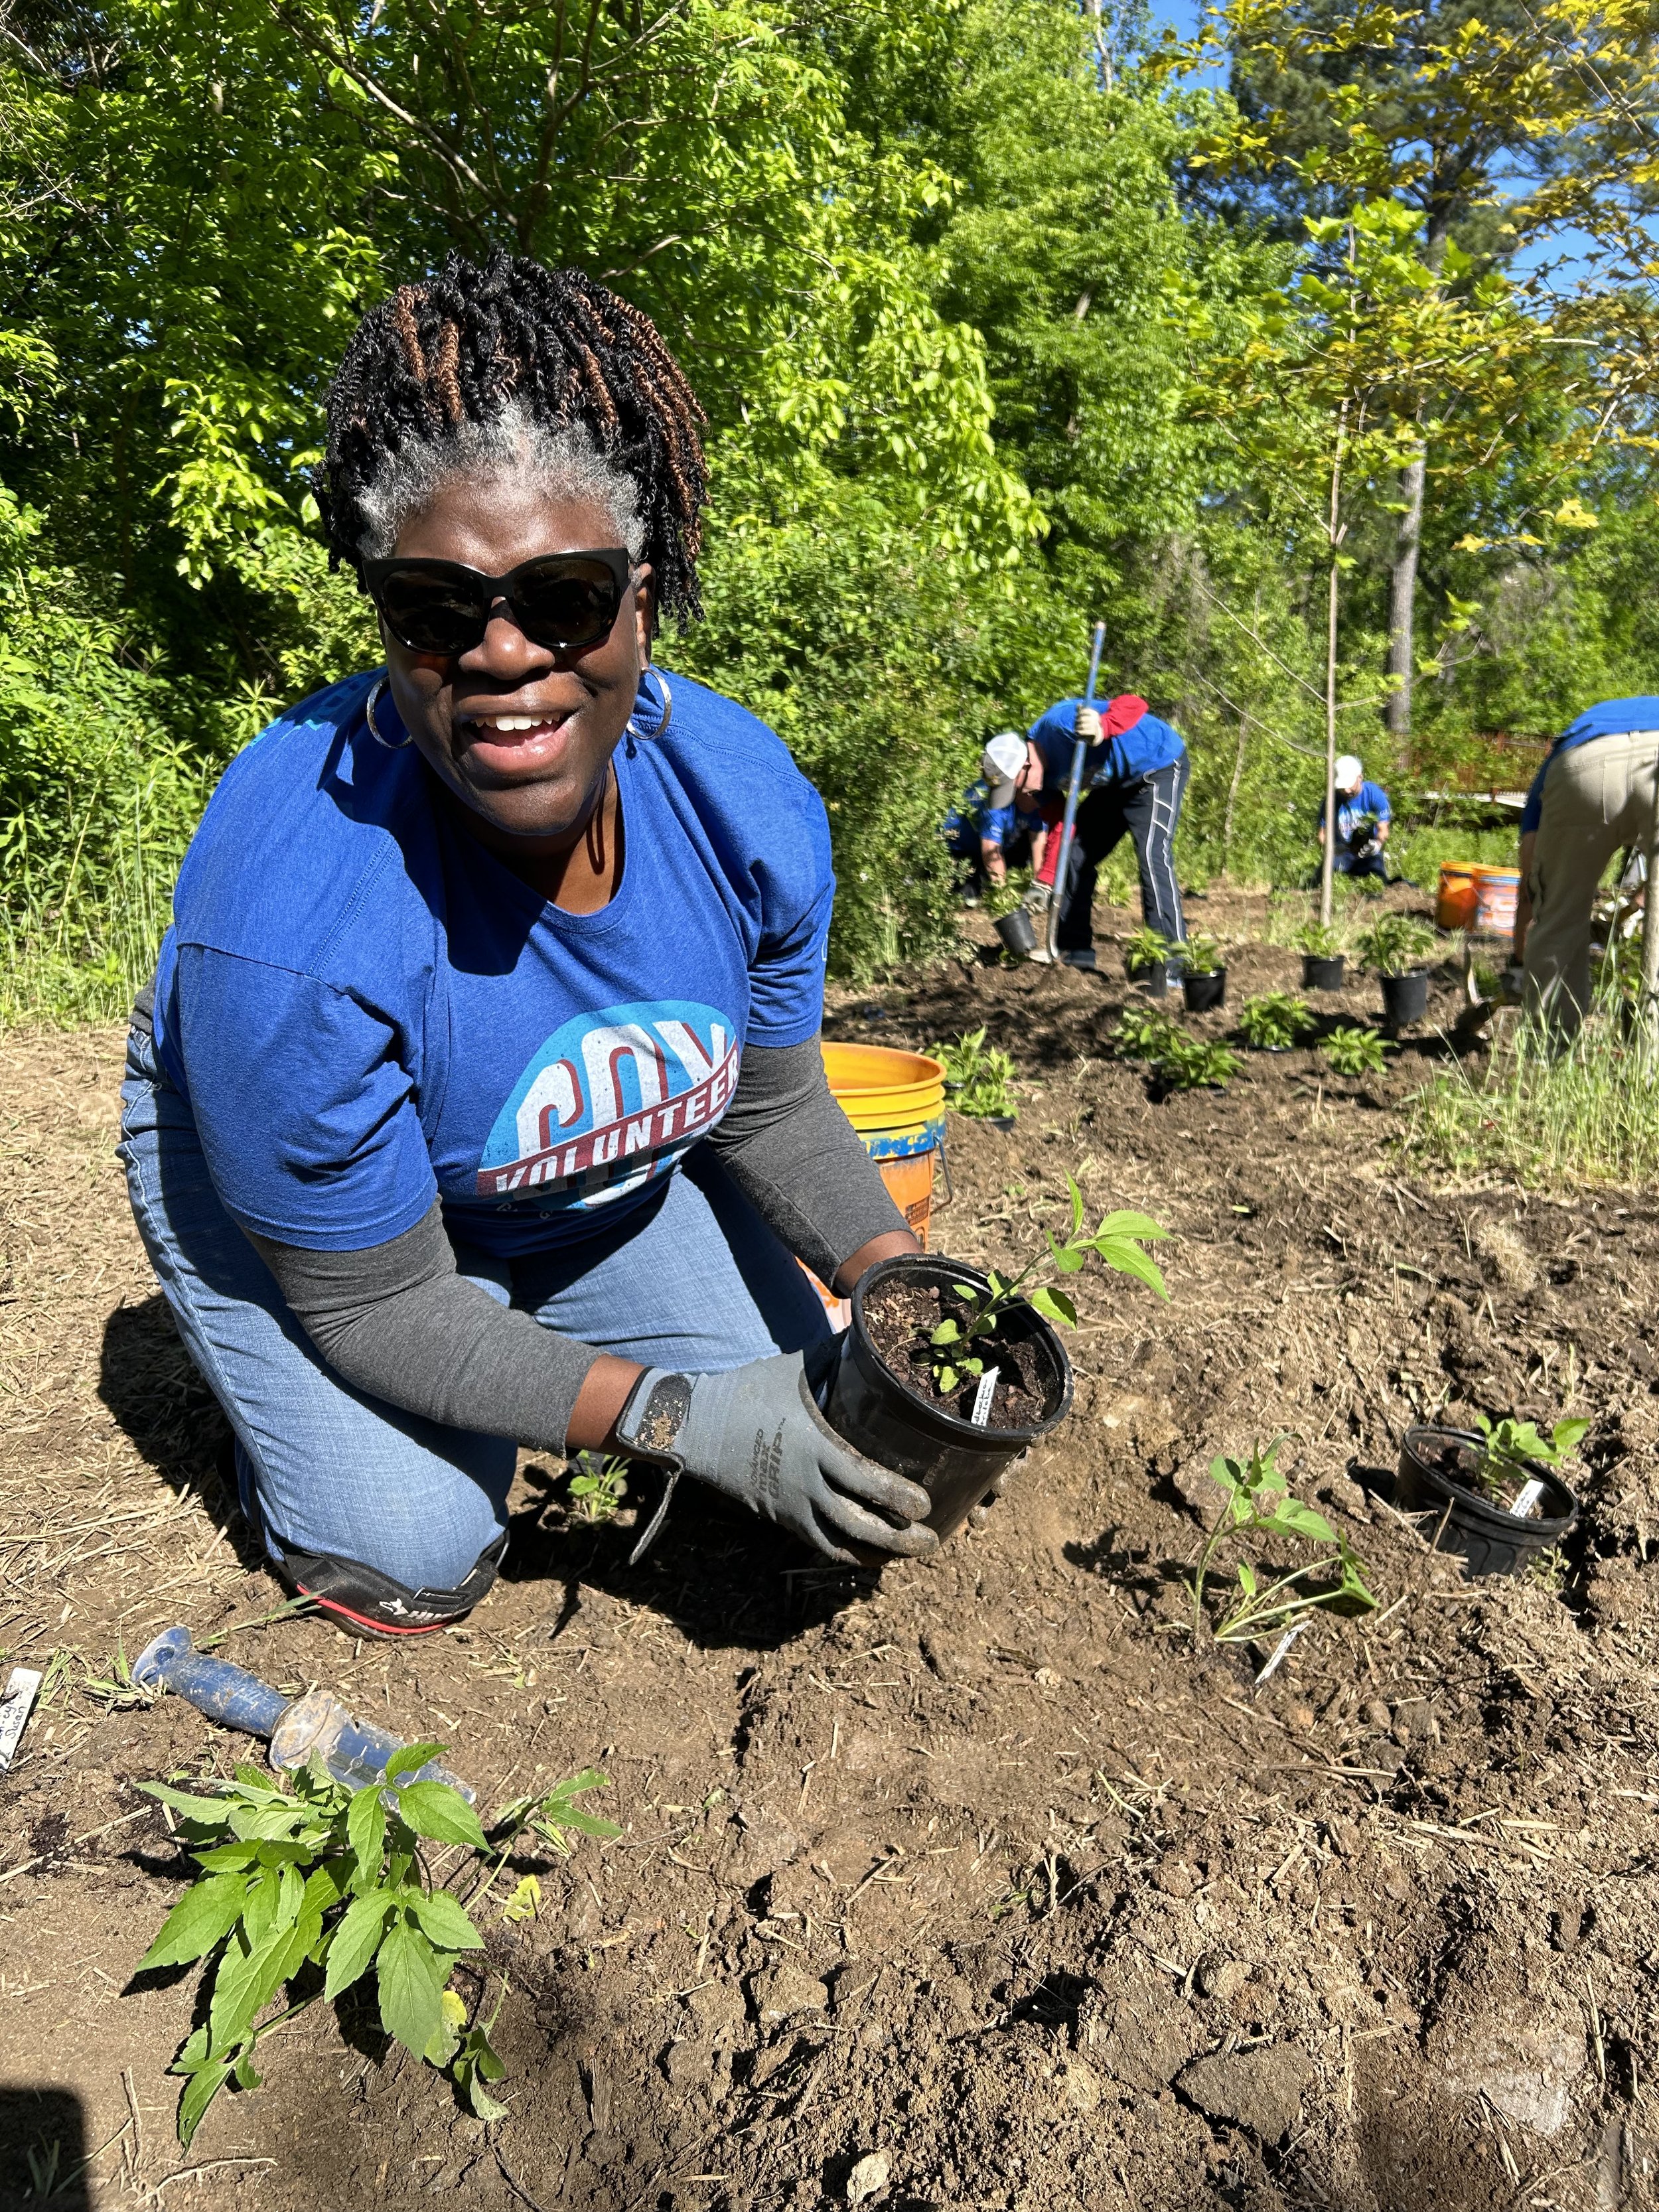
[822,1041,946,1132]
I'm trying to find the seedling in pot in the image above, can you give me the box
[135,1755,618,2144]
[1296,921,1343,958]
[1320,1025,1392,1077]
[1471,1412,1589,1511]
[1189,1438,1378,1644]
[1123,924,1178,973]
[1179,932,1225,978]
[930,1026,1019,1119]
[1238,992,1315,1051]
[926,1174,1168,1392]
[1356,913,1436,978]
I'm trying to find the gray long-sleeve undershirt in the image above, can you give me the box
[246,1037,905,1456]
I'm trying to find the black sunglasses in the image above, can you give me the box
[362,548,634,658]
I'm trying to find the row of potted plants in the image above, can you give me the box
[1123,915,1441,1025]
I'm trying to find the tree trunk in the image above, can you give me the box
[1321,548,1339,929]
[1385,447,1425,747]
[1223,707,1248,865]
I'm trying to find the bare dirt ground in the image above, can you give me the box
[3,888,1658,2212]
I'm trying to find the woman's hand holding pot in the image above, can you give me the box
[616,1349,938,1563]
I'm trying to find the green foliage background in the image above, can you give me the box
[1,0,1653,1007]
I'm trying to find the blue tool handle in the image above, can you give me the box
[1049,621,1109,949]
[132,1626,287,1737]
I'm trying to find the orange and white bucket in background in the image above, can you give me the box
[1473,865,1521,936]
[802,1043,947,1320]
[1436,862,1480,932]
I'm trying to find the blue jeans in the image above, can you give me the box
[117,1023,831,1592]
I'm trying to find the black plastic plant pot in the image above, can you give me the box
[995,908,1038,959]
[1303,953,1345,991]
[1126,956,1169,996]
[1394,1424,1578,1578]
[1183,967,1227,1013]
[1380,968,1431,1025]
[826,1254,1074,1548]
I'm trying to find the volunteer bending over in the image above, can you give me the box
[1028,692,1189,972]
[1515,695,1659,1035]
[120,252,935,1638]
[1319,756,1392,881]
[942,733,1045,900]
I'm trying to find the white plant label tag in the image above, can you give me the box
[971,1366,1000,1426]
[1512,1477,1547,1518]
[0,1666,43,1773]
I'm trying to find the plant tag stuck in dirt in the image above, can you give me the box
[0,1664,42,1773]
[970,1365,999,1425]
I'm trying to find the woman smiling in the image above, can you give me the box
[119,252,934,1637]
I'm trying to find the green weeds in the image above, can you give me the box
[136,1756,617,2144]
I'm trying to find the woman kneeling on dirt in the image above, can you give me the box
[119,252,937,1637]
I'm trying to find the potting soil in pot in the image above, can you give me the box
[861,1276,1046,1429]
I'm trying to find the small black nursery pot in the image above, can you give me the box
[1182,968,1227,1013]
[1126,956,1169,995]
[826,1254,1073,1546]
[1394,1424,1578,1578]
[995,908,1038,959]
[1380,969,1431,1026]
[1303,953,1346,992]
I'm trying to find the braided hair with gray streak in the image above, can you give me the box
[319,252,708,625]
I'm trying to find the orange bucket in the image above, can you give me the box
[1436,862,1479,932]
[1473,865,1520,935]
[802,1044,948,1316]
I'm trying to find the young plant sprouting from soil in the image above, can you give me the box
[928,1174,1169,1392]
[1110,1008,1238,1090]
[1189,1438,1378,1645]
[1471,1413,1589,1505]
[1238,991,1315,1051]
[135,1757,618,2144]
[1151,1029,1240,1091]
[929,1026,1018,1118]
[1296,921,1342,957]
[1123,924,1177,971]
[567,1451,629,1522]
[1321,1024,1393,1076]
[1179,932,1225,978]
[1356,913,1436,977]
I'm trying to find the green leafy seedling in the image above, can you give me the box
[1150,1029,1239,1090]
[136,1758,618,2144]
[1356,913,1436,978]
[1296,921,1342,957]
[929,1025,1019,1118]
[1110,1005,1179,1061]
[1179,932,1225,978]
[1123,924,1178,972]
[1320,1024,1392,1076]
[925,1175,1169,1392]
[567,1453,629,1522]
[1238,991,1315,1051]
[1471,1413,1589,1505]
[1189,1438,1378,1644]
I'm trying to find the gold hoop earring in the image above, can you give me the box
[366,677,413,749]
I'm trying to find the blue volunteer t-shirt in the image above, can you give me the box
[943,776,1016,853]
[1319,781,1392,850]
[1520,696,1659,833]
[152,666,833,1258]
[1028,699,1186,790]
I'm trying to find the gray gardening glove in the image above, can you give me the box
[614,1350,938,1566]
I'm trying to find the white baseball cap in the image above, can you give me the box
[1335,755,1364,791]
[981,731,1027,806]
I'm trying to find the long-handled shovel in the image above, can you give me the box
[1046,621,1109,963]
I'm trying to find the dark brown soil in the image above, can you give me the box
[3,885,1659,2212]
[860,1275,1047,1430]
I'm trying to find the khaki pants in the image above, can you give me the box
[1526,727,1659,1032]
